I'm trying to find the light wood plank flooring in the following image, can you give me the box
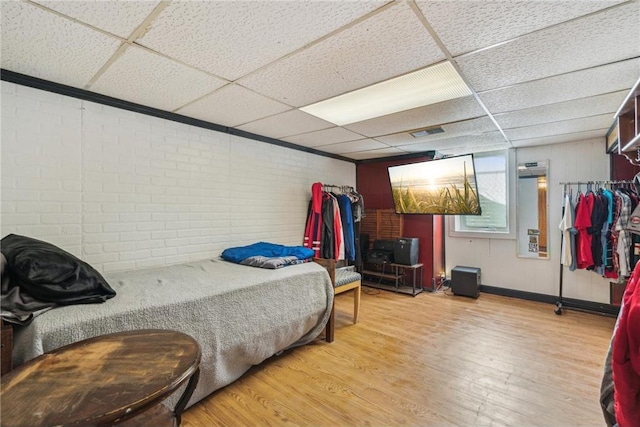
[183,288,616,427]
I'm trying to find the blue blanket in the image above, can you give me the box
[221,242,314,267]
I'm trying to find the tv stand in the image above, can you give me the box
[362,262,424,296]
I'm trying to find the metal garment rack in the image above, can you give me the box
[318,183,361,269]
[555,180,632,315]
[321,183,355,193]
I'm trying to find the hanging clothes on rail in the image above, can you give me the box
[560,181,637,280]
[303,183,363,262]
[557,181,638,317]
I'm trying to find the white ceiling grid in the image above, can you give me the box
[176,84,292,128]
[91,45,228,112]
[135,0,388,81]
[32,0,162,38]
[237,2,445,107]
[282,127,365,148]
[1,0,639,160]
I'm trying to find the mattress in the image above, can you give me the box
[12,258,334,408]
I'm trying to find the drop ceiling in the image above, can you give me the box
[1,0,638,161]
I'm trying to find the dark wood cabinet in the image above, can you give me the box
[615,77,640,161]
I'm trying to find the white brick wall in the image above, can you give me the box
[1,81,355,273]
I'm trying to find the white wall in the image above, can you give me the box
[0,81,355,273]
[446,138,611,303]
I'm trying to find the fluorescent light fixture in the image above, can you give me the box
[300,61,472,126]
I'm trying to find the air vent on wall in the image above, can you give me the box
[410,126,445,138]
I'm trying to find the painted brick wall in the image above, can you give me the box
[1,81,355,273]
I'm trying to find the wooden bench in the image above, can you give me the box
[313,258,361,343]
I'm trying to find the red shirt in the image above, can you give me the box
[574,192,595,269]
[613,263,640,427]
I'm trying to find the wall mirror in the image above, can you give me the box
[517,160,549,259]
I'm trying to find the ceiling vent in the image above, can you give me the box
[410,126,445,138]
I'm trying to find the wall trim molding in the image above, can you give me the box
[480,284,619,317]
[1,69,356,164]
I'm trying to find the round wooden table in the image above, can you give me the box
[0,329,201,427]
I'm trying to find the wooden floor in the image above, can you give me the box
[182,287,616,427]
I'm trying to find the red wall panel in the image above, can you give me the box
[356,156,436,288]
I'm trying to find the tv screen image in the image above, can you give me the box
[388,154,482,215]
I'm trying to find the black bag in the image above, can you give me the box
[1,234,116,304]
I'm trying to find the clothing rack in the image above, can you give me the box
[559,180,633,185]
[555,180,632,316]
[321,183,355,193]
[306,182,363,268]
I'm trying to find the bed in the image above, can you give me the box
[10,257,334,408]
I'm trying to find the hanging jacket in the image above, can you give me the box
[338,194,356,261]
[574,192,595,269]
[303,182,324,257]
[320,193,334,259]
[612,262,640,427]
[590,192,608,273]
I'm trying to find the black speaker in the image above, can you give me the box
[451,266,481,298]
[360,233,370,259]
[367,250,394,264]
[394,237,419,265]
[373,239,396,252]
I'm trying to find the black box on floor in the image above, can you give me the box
[451,266,481,298]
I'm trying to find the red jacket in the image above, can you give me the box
[574,192,595,269]
[613,262,640,427]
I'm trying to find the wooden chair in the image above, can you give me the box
[313,258,361,343]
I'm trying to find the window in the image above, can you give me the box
[450,149,515,239]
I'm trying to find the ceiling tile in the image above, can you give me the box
[504,114,613,141]
[436,143,512,157]
[376,116,498,146]
[33,0,161,38]
[136,1,387,81]
[237,110,334,139]
[91,46,227,112]
[176,84,292,128]
[417,0,626,56]
[478,58,640,114]
[395,132,508,154]
[493,91,626,130]
[456,1,640,91]
[344,95,485,137]
[238,2,445,107]
[0,1,121,88]
[316,139,389,154]
[344,147,408,160]
[282,127,364,147]
[511,129,607,147]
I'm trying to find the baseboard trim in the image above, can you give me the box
[479,285,619,317]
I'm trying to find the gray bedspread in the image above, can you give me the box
[12,258,333,408]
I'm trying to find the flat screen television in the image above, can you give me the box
[388,154,482,215]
